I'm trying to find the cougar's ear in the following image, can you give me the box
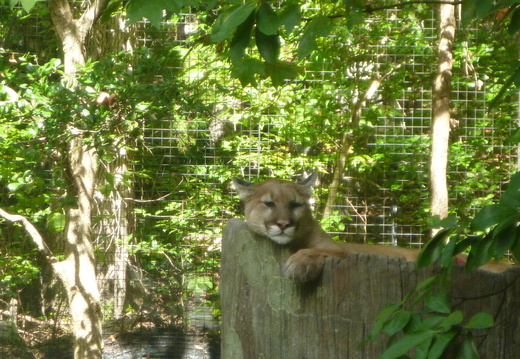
[232,177,253,199]
[298,172,318,189]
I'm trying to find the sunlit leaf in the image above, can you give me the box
[471,204,515,231]
[211,2,257,43]
[297,15,332,60]
[20,0,37,12]
[48,213,66,233]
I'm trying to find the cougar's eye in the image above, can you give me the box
[290,202,302,209]
[262,201,275,208]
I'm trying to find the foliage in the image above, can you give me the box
[367,171,520,358]
[1,1,520,356]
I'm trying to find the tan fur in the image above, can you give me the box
[233,175,511,282]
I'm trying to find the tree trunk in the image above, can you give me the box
[323,78,381,220]
[48,0,110,357]
[221,219,520,358]
[430,2,455,236]
[55,137,102,359]
[96,144,134,320]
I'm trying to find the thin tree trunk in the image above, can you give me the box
[323,78,382,219]
[58,137,102,359]
[48,0,110,357]
[430,1,455,237]
[96,143,133,320]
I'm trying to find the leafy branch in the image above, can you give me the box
[367,172,520,358]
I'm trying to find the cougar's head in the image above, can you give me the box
[233,174,317,245]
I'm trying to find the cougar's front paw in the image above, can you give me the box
[284,249,326,283]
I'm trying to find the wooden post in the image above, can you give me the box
[221,219,520,359]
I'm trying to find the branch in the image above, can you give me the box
[365,1,463,14]
[0,208,57,263]
[77,0,111,35]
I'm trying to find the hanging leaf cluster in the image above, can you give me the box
[211,1,309,86]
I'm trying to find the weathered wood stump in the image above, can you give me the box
[221,219,520,359]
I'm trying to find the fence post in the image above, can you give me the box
[221,219,520,359]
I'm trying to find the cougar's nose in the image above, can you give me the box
[276,219,291,230]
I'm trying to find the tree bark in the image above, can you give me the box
[430,1,455,236]
[221,219,520,358]
[47,0,110,357]
[96,143,133,320]
[323,78,381,219]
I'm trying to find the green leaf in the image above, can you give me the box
[297,15,332,60]
[99,184,115,197]
[255,27,280,64]
[48,213,66,233]
[279,4,301,34]
[229,12,255,63]
[509,7,520,35]
[492,221,517,260]
[211,2,258,43]
[257,2,279,35]
[428,214,458,229]
[265,61,302,86]
[383,311,412,337]
[425,290,451,314]
[20,0,37,12]
[418,315,444,331]
[101,0,124,24]
[126,0,172,28]
[501,171,520,207]
[454,236,477,255]
[461,0,477,28]
[455,334,479,359]
[428,331,458,359]
[231,58,265,86]
[466,235,494,270]
[471,204,516,231]
[380,331,437,359]
[490,63,520,109]
[464,312,494,329]
[507,128,520,143]
[417,228,451,268]
[512,228,520,262]
[440,310,463,331]
[415,335,434,359]
[440,235,458,269]
[475,0,495,19]
[367,304,401,340]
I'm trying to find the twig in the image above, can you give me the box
[0,208,57,263]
